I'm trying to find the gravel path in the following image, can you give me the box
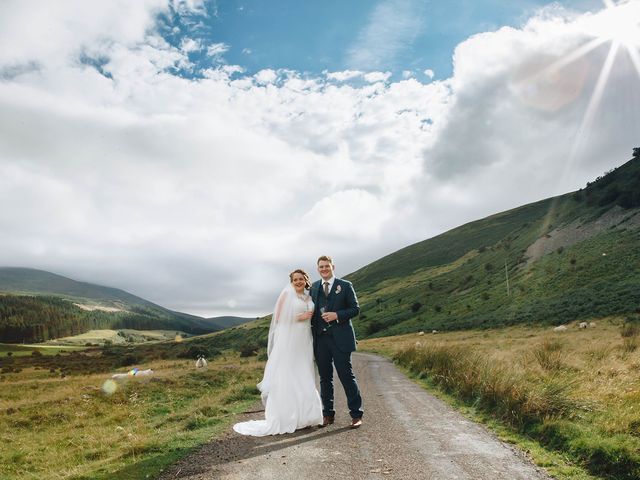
[157,352,551,480]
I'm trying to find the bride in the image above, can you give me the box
[233,269,323,436]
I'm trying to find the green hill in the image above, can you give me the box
[206,316,256,329]
[348,148,640,337]
[0,268,222,343]
[186,148,640,353]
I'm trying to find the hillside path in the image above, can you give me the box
[157,352,551,480]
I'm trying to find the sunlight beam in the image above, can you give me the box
[565,40,621,176]
[625,44,640,80]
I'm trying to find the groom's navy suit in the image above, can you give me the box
[311,277,363,419]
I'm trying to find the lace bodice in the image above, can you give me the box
[293,294,314,316]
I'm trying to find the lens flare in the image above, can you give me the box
[586,1,640,48]
[102,379,117,395]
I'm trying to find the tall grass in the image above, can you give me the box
[531,339,567,371]
[621,319,639,353]
[0,354,264,480]
[384,322,640,480]
[395,343,578,428]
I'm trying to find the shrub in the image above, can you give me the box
[410,302,422,313]
[367,321,384,336]
[621,322,640,338]
[239,344,259,357]
[394,343,580,428]
[531,339,567,371]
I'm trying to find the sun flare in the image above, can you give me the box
[587,1,640,47]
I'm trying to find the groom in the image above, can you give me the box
[311,255,363,428]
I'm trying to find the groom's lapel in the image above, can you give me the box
[327,278,339,308]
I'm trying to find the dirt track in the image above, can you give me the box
[157,352,551,480]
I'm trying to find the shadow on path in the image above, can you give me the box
[158,409,352,479]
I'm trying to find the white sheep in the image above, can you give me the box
[417,331,425,336]
[195,356,208,369]
[589,322,596,327]
[432,330,439,334]
[111,368,153,380]
[553,325,567,332]
[579,322,588,329]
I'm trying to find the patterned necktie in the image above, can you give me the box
[323,281,330,297]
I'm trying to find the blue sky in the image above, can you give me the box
[0,0,638,316]
[162,0,604,80]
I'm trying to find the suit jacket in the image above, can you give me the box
[311,277,360,353]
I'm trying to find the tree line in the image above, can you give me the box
[0,295,212,343]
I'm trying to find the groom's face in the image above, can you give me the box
[318,260,334,280]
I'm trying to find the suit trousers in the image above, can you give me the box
[315,332,363,419]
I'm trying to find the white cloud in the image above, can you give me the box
[206,42,230,58]
[424,69,435,79]
[0,1,637,317]
[363,71,392,83]
[346,0,426,71]
[253,69,278,85]
[180,37,202,53]
[326,70,364,82]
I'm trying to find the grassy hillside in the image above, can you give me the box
[0,268,158,308]
[162,149,640,355]
[206,315,255,330]
[347,150,640,338]
[360,316,640,479]
[0,269,223,343]
[0,354,263,480]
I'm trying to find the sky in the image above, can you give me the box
[0,0,639,318]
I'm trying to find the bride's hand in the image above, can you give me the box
[296,311,312,321]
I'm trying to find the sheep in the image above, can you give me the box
[578,322,588,329]
[417,331,425,336]
[195,356,208,369]
[111,368,153,380]
[432,330,439,334]
[553,325,567,332]
[589,322,597,327]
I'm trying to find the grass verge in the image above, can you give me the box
[360,318,640,480]
[0,352,263,479]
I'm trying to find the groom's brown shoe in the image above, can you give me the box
[319,416,334,427]
[350,417,363,429]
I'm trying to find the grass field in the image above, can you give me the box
[43,329,192,347]
[0,343,88,357]
[0,352,264,479]
[360,316,640,479]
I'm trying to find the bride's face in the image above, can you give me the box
[291,273,306,293]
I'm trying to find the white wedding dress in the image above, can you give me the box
[233,284,322,436]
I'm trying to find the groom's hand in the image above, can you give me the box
[321,311,338,322]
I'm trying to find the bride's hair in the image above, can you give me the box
[289,269,311,290]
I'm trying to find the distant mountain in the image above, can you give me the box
[0,268,158,308]
[0,268,221,343]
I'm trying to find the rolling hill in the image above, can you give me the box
[0,268,230,343]
[347,148,640,337]
[180,147,640,354]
